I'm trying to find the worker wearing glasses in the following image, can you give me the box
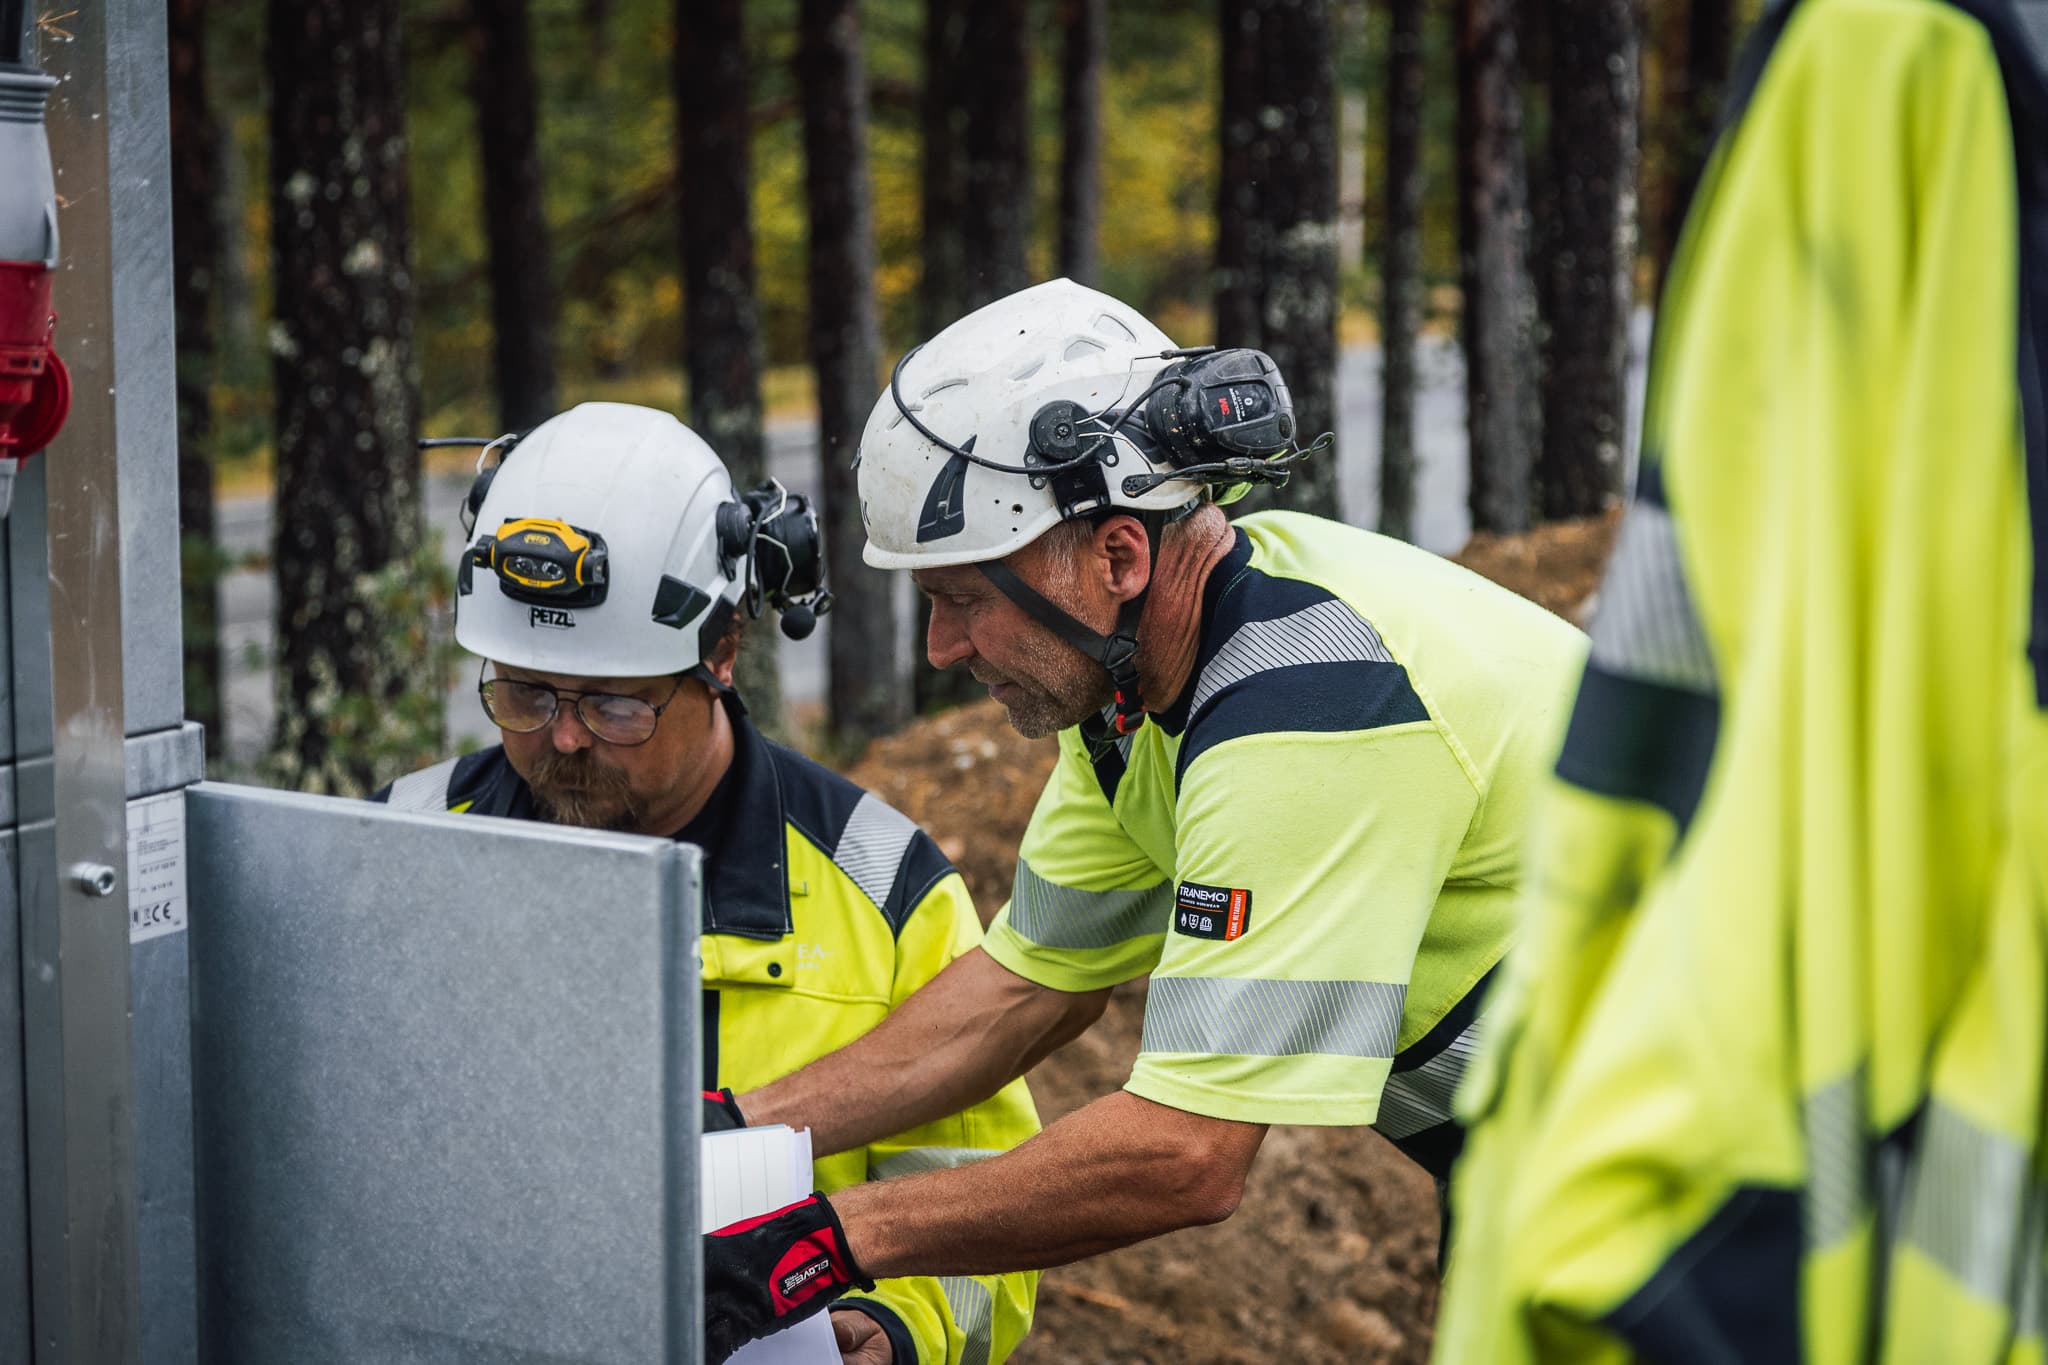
[374,402,1042,1365]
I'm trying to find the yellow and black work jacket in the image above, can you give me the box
[378,698,1042,1364]
[1436,2,2048,1361]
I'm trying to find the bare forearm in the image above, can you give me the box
[831,1091,1266,1278]
[737,947,1107,1158]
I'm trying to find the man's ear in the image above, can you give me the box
[705,627,742,688]
[1096,516,1153,605]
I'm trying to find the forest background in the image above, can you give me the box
[162,0,1763,792]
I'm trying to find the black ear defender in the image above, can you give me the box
[1112,346,1332,497]
[1142,348,1295,463]
[715,479,835,641]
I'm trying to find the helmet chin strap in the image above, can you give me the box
[975,513,1163,736]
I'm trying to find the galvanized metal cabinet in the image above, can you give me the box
[185,784,703,1364]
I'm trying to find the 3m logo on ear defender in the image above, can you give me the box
[1174,880,1251,941]
[529,606,575,629]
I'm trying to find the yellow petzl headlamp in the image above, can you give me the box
[470,517,610,608]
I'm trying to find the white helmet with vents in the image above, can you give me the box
[856,278,1207,570]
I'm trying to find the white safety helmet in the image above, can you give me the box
[856,278,1207,570]
[855,279,1310,735]
[454,402,826,678]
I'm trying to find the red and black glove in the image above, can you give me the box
[702,1087,747,1133]
[704,1192,872,1365]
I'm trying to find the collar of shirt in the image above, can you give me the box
[689,691,793,942]
[1148,526,1254,737]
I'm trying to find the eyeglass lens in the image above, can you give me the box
[480,679,661,744]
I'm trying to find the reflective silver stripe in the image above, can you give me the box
[1589,501,1716,691]
[2016,1188,2048,1340]
[1141,977,1405,1060]
[1189,599,1395,719]
[1376,1020,1481,1140]
[870,1146,1004,1181]
[835,793,917,912]
[1801,1068,1869,1253]
[938,1276,993,1365]
[1899,1100,2032,1300]
[385,756,461,813]
[1006,858,1170,949]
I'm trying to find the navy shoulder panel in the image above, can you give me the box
[771,739,867,854]
[444,748,519,813]
[1602,1184,1802,1365]
[881,827,958,937]
[1553,663,1720,832]
[1175,566,1430,783]
[768,741,955,938]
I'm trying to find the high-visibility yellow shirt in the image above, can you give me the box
[379,699,1042,1365]
[1435,2,2048,1361]
[981,510,1585,1174]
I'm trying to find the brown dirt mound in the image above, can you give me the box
[1450,508,1622,625]
[841,518,1618,1364]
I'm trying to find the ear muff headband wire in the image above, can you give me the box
[889,344,1192,478]
[736,478,792,619]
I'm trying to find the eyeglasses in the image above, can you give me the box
[477,666,687,747]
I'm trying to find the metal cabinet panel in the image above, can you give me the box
[0,829,25,1365]
[186,783,702,1364]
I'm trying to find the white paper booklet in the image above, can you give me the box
[701,1126,839,1365]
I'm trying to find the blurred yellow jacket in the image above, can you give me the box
[1435,0,2048,1360]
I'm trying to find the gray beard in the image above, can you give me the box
[526,751,644,832]
[997,676,1114,739]
[533,788,643,832]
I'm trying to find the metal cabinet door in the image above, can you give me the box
[185,781,702,1365]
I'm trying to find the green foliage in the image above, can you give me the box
[254,535,464,796]
[209,0,1234,452]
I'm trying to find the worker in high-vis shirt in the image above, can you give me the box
[693,280,1588,1361]
[373,403,1041,1365]
[1433,1,2048,1361]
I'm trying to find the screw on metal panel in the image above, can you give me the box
[68,862,116,897]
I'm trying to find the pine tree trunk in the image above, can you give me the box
[1377,0,1426,542]
[1457,0,1540,534]
[1655,0,1732,277]
[1214,0,1263,345]
[467,0,558,432]
[1539,0,1637,519]
[959,0,1031,307]
[676,0,781,726]
[799,0,906,746]
[267,0,427,794]
[1057,0,1105,286]
[1252,0,1340,519]
[169,0,222,760]
[912,0,974,713]
[919,0,968,337]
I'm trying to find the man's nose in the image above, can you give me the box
[926,603,974,671]
[549,700,595,753]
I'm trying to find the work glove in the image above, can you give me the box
[702,1087,748,1133]
[705,1192,872,1365]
